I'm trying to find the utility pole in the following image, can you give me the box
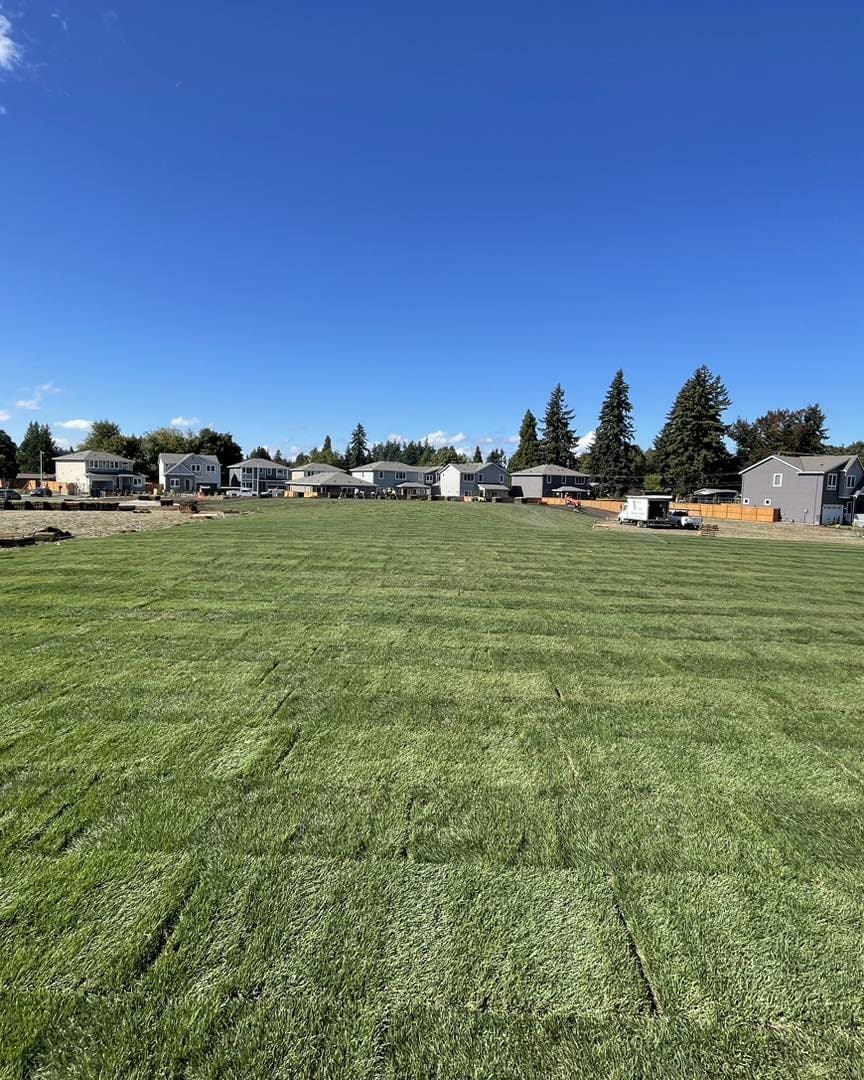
[39,450,44,487]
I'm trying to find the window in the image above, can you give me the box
[464,473,474,481]
[207,465,215,472]
[827,473,837,489]
[192,464,200,472]
[847,474,856,489]
[477,474,484,482]
[764,499,772,506]
[378,472,384,478]
[742,497,750,505]
[772,473,783,487]
[396,472,405,480]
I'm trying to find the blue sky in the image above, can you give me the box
[1,1,862,457]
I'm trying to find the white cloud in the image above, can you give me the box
[15,382,61,411]
[0,409,10,422]
[51,11,69,32]
[170,415,199,429]
[0,106,6,117]
[387,433,406,444]
[506,433,519,445]
[575,430,596,453]
[425,429,467,449]
[0,14,20,71]
[55,419,93,431]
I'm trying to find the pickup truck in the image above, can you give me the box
[666,509,703,530]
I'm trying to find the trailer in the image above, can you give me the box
[618,495,672,527]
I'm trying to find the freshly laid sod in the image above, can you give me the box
[1,500,863,1077]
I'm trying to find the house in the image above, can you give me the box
[289,462,343,481]
[15,473,59,493]
[690,488,740,504]
[739,453,864,525]
[287,469,376,496]
[54,451,146,495]
[437,461,510,499]
[228,458,291,494]
[159,453,221,494]
[349,461,439,496]
[509,464,591,500]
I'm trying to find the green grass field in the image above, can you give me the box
[2,501,863,1078]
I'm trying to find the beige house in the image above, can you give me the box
[54,451,146,495]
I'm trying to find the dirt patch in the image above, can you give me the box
[0,508,215,546]
[598,518,864,545]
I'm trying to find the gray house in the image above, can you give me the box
[228,458,291,494]
[287,469,376,496]
[509,464,591,500]
[350,461,438,495]
[437,461,510,499]
[740,453,864,524]
[159,452,221,494]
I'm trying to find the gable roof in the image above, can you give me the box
[55,450,133,464]
[441,462,508,474]
[351,460,417,473]
[291,462,338,475]
[159,453,220,474]
[232,458,288,469]
[739,453,861,476]
[290,469,376,488]
[509,463,587,477]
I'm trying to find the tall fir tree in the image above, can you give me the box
[508,410,541,472]
[346,423,370,470]
[540,384,577,468]
[653,365,733,495]
[472,445,483,462]
[247,446,272,460]
[17,422,60,474]
[592,370,637,496]
[0,430,18,482]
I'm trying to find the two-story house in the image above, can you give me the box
[349,461,439,496]
[159,453,221,494]
[228,458,291,494]
[509,464,591,500]
[54,451,146,495]
[437,461,510,499]
[740,453,864,525]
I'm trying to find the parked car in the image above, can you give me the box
[258,489,274,498]
[0,488,22,500]
[238,490,257,498]
[666,509,703,530]
[223,490,242,498]
[31,486,54,497]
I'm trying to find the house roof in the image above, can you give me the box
[442,462,508,474]
[16,473,57,480]
[55,450,132,463]
[160,453,220,472]
[739,453,862,476]
[232,458,287,469]
[509,464,586,477]
[351,460,418,473]
[290,470,376,488]
[291,462,338,474]
[477,483,510,491]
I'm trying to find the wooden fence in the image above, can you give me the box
[541,497,779,523]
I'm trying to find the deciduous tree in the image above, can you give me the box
[0,429,18,482]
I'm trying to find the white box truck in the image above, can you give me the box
[618,495,672,527]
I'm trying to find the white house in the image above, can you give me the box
[228,458,291,494]
[54,451,146,495]
[437,461,510,499]
[159,453,221,494]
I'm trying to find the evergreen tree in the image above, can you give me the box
[0,430,18,482]
[653,365,733,496]
[346,423,370,470]
[540,385,577,468]
[248,446,272,460]
[272,449,288,465]
[486,448,506,465]
[508,409,541,472]
[473,445,483,462]
[17,422,60,474]
[592,370,637,496]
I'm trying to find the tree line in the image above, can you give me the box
[1,376,861,494]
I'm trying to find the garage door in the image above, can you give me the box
[821,504,844,525]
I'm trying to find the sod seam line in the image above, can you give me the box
[605,871,663,1018]
[129,876,200,983]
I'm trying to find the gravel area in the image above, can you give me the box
[0,508,214,544]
